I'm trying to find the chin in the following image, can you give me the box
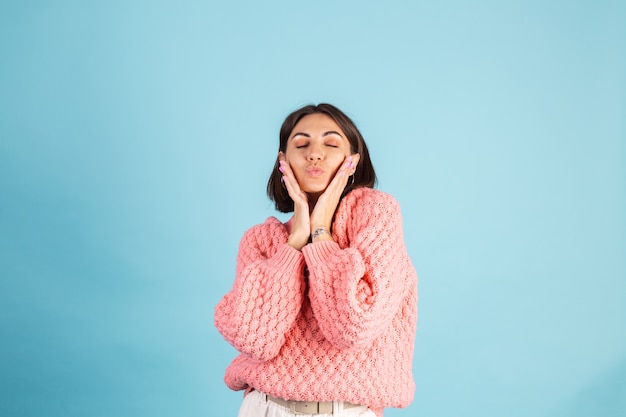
[303,184,328,193]
[303,189,325,197]
[300,180,327,192]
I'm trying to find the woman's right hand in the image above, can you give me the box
[279,154,310,250]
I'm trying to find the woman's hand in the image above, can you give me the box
[310,154,359,242]
[279,153,311,250]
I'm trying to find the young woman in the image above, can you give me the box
[215,103,418,417]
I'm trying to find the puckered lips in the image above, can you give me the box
[306,166,324,178]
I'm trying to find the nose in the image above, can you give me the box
[307,144,323,161]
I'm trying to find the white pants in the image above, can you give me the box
[237,390,376,417]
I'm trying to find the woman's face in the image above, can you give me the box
[284,113,352,200]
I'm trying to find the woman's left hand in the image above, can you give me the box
[310,154,359,238]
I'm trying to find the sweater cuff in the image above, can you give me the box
[273,242,306,272]
[301,239,340,266]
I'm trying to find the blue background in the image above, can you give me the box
[1,1,624,416]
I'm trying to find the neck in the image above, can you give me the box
[307,193,320,213]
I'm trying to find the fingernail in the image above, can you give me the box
[279,166,284,173]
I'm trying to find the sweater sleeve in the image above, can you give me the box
[214,220,306,361]
[302,191,413,349]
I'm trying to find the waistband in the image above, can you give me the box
[262,392,361,415]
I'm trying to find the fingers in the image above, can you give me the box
[278,157,307,206]
[278,153,311,250]
[339,153,359,178]
[326,153,359,193]
[315,153,359,210]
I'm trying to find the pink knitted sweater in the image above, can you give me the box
[214,188,418,416]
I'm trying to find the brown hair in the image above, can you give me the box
[267,103,377,213]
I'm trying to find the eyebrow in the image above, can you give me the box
[291,131,344,139]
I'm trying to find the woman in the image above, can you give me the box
[215,103,418,417]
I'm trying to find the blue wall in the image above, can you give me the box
[1,1,624,416]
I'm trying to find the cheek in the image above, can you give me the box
[331,154,348,170]
[286,159,305,178]
[284,157,297,170]
[282,155,294,170]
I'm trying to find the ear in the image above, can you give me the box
[351,153,360,174]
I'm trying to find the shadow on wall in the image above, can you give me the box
[556,357,626,417]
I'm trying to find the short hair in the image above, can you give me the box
[267,103,377,213]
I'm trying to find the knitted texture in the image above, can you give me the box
[215,188,418,417]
